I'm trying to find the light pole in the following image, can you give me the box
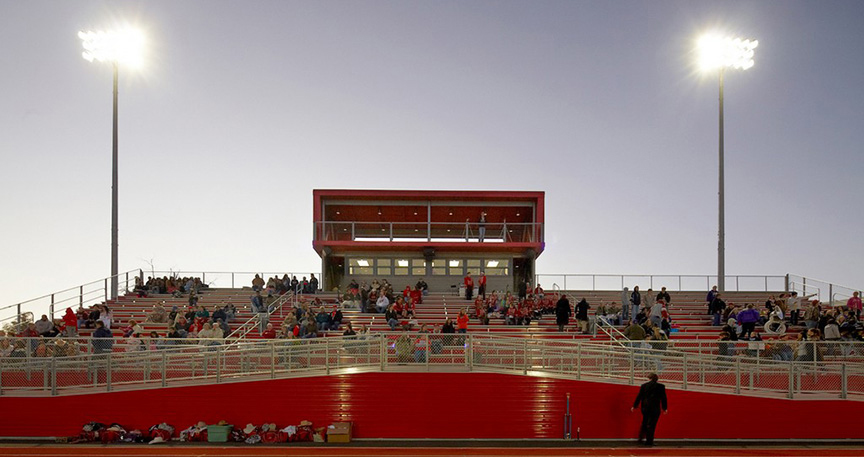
[697,34,757,292]
[79,28,144,299]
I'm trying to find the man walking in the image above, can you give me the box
[631,372,668,446]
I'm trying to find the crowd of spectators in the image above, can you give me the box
[252,274,319,296]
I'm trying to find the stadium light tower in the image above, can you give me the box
[79,28,144,299]
[697,33,757,292]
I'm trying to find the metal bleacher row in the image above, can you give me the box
[82,286,787,341]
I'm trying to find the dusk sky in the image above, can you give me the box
[1,0,862,314]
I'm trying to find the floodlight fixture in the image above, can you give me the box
[698,34,758,72]
[78,28,145,68]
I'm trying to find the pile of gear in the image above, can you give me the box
[72,420,325,444]
[73,422,175,444]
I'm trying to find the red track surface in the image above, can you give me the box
[1,446,863,457]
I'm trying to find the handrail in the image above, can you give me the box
[593,318,629,348]
[0,269,141,324]
[226,292,295,341]
[2,334,861,399]
[534,273,788,292]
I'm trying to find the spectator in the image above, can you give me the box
[847,291,862,320]
[92,321,114,355]
[329,306,343,331]
[518,280,528,300]
[621,287,630,322]
[215,318,231,338]
[343,322,356,336]
[478,211,487,242]
[34,315,53,336]
[122,319,144,338]
[649,300,663,328]
[631,373,668,447]
[100,305,113,329]
[385,305,400,331]
[630,286,642,323]
[416,278,429,296]
[709,293,725,326]
[261,323,277,339]
[456,309,469,334]
[376,293,390,314]
[624,320,646,341]
[309,274,319,294]
[478,271,487,300]
[737,304,760,339]
[252,274,265,292]
[62,308,78,337]
[464,273,474,301]
[706,285,719,315]
[656,287,671,308]
[147,304,167,323]
[251,291,264,314]
[575,298,591,334]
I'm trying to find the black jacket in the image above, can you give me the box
[633,380,668,414]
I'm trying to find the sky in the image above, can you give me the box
[1,0,862,316]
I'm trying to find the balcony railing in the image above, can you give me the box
[314,221,543,244]
[1,334,861,400]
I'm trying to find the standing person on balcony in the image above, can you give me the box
[464,273,474,301]
[630,286,642,324]
[631,373,668,446]
[478,271,487,300]
[478,211,487,242]
[847,291,862,319]
[555,294,571,332]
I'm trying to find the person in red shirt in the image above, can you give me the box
[261,323,277,339]
[403,285,412,298]
[478,272,487,300]
[456,309,469,333]
[464,273,474,301]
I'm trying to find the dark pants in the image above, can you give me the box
[478,284,486,300]
[740,322,756,339]
[790,310,799,326]
[639,409,661,445]
[466,286,473,301]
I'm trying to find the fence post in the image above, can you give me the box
[629,350,635,385]
[203,272,206,285]
[231,273,235,289]
[216,346,222,383]
[841,363,847,400]
[325,339,331,375]
[0,355,4,395]
[787,361,794,399]
[104,278,109,301]
[106,354,112,392]
[50,294,55,319]
[425,334,430,371]
[523,339,528,375]
[682,353,688,390]
[80,286,84,308]
[735,358,741,394]
[16,304,21,327]
[270,343,276,379]
[380,335,386,371]
[576,343,582,379]
[467,335,473,371]
[50,358,59,395]
[161,352,167,387]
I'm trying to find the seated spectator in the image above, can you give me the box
[34,315,54,336]
[148,331,163,351]
[92,321,114,355]
[385,305,400,331]
[416,278,428,296]
[624,320,646,341]
[167,325,186,340]
[223,303,237,320]
[0,338,12,357]
[121,319,143,338]
[260,323,277,339]
[376,293,390,314]
[329,306,343,331]
[251,291,265,314]
[342,322,356,336]
[214,318,231,338]
[252,274,265,292]
[211,305,227,323]
[19,323,39,338]
[315,307,331,330]
[146,304,167,323]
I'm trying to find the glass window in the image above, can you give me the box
[467,259,481,268]
[378,259,391,266]
[412,267,426,276]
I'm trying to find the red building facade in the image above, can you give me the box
[313,189,545,293]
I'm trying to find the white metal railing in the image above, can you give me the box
[0,269,141,326]
[226,292,295,341]
[1,334,861,400]
[787,274,861,306]
[315,221,543,244]
[534,274,788,292]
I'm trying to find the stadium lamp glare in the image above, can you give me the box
[78,28,145,68]
[697,34,757,72]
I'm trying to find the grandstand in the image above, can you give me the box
[0,189,862,443]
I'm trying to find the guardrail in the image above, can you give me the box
[0,269,140,327]
[314,221,543,243]
[1,334,861,400]
[534,274,788,292]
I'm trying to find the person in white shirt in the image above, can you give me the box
[376,294,390,313]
